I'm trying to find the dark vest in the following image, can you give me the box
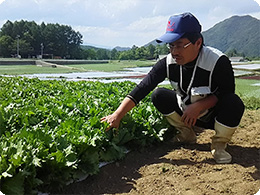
[166,46,225,116]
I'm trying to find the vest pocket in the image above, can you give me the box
[191,86,211,117]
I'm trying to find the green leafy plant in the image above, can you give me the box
[0,77,167,194]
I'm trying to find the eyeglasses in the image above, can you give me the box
[167,42,192,51]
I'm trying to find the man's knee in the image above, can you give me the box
[222,93,244,113]
[151,88,179,115]
[217,93,245,127]
[151,88,166,105]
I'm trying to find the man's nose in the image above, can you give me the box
[171,49,179,56]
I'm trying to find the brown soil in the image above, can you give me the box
[239,75,260,80]
[59,109,260,195]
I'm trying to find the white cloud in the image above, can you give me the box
[74,15,168,47]
[126,16,166,32]
[254,0,260,6]
[125,16,167,44]
[97,0,138,17]
[67,0,81,4]
[74,25,121,47]
[201,6,234,31]
[251,11,260,19]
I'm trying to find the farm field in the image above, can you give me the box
[59,78,260,195]
[61,109,260,195]
[61,77,260,195]
[0,60,259,195]
[0,60,155,75]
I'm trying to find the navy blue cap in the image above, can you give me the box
[156,12,201,43]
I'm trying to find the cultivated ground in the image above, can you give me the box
[59,109,260,195]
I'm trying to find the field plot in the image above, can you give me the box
[233,64,260,71]
[61,109,260,195]
[0,60,259,195]
[0,60,155,75]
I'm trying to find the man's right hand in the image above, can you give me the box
[100,97,136,131]
[101,113,121,130]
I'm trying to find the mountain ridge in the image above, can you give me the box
[202,15,260,57]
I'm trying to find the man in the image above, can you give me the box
[101,12,244,164]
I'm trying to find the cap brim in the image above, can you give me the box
[156,32,184,43]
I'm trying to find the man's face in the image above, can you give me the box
[169,38,202,65]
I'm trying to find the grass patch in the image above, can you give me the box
[0,65,80,75]
[235,78,260,110]
[235,78,260,98]
[67,60,155,72]
[0,60,156,75]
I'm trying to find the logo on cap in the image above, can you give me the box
[166,20,175,32]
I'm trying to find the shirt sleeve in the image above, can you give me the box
[212,55,235,100]
[128,58,167,104]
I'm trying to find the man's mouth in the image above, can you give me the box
[173,56,181,60]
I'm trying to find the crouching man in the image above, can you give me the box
[101,12,244,164]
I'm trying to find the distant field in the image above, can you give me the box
[67,60,155,71]
[0,65,79,75]
[0,60,155,75]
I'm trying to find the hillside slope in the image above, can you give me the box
[202,15,260,57]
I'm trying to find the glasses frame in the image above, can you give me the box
[167,42,192,51]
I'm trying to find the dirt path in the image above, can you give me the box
[59,109,260,195]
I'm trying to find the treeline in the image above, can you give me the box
[225,49,260,61]
[113,44,169,60]
[81,44,169,60]
[0,20,83,59]
[0,20,169,60]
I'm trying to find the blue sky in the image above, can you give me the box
[0,0,259,48]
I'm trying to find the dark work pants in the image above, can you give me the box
[151,88,245,129]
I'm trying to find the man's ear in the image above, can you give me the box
[195,38,203,49]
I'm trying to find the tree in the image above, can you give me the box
[12,39,33,58]
[118,51,129,60]
[0,20,83,59]
[110,48,118,60]
[226,49,244,57]
[147,44,156,59]
[96,49,110,60]
[0,20,14,38]
[0,35,14,57]
[81,48,97,60]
